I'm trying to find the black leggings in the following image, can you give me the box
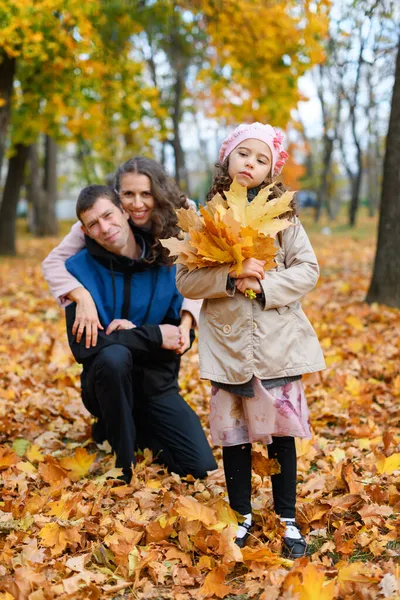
[222,437,297,518]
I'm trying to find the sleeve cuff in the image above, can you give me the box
[226,275,236,296]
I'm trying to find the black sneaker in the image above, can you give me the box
[234,522,253,548]
[117,468,132,484]
[91,419,106,444]
[281,523,307,558]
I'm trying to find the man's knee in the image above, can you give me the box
[94,345,132,375]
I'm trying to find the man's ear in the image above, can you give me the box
[121,207,129,220]
[80,224,89,235]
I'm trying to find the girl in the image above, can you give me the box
[176,122,326,558]
[42,157,201,351]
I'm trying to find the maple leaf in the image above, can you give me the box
[252,449,281,477]
[217,525,243,563]
[376,452,400,475]
[336,561,379,596]
[199,565,236,598]
[39,522,81,556]
[209,499,238,531]
[146,515,175,543]
[160,178,292,275]
[175,496,217,528]
[241,546,291,567]
[0,446,19,470]
[26,444,44,463]
[59,447,96,481]
[283,559,336,599]
[38,456,69,485]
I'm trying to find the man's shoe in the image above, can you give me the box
[281,523,307,558]
[117,468,132,484]
[91,419,106,444]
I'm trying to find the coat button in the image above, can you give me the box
[223,324,231,334]
[252,322,257,331]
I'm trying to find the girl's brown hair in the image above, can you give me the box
[114,157,188,265]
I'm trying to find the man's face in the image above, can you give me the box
[80,196,131,254]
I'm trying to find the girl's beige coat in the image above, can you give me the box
[176,218,326,384]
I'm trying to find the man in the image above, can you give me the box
[64,184,216,482]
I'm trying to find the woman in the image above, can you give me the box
[42,157,201,349]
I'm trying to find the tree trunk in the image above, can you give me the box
[0,144,29,255]
[348,149,363,227]
[171,71,190,194]
[0,54,16,183]
[315,136,334,222]
[27,142,45,235]
[366,43,400,307]
[42,135,58,236]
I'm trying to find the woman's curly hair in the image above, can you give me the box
[114,157,188,265]
[205,159,297,220]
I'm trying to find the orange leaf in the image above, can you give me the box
[38,523,81,556]
[199,565,236,598]
[336,561,379,596]
[59,447,96,481]
[251,449,281,477]
[0,446,19,470]
[283,559,335,599]
[39,456,68,484]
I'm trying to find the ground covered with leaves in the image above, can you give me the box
[0,225,399,599]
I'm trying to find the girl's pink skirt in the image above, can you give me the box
[209,378,312,447]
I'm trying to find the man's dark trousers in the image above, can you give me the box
[81,344,216,478]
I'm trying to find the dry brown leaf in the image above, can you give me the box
[175,496,217,528]
[252,449,281,477]
[198,565,236,598]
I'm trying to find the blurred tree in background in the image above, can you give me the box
[0,0,398,256]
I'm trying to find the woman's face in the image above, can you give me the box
[119,172,155,227]
[228,138,272,189]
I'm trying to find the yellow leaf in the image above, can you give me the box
[331,448,346,464]
[376,452,400,475]
[296,438,313,458]
[242,546,292,567]
[26,444,44,463]
[224,177,248,223]
[16,461,36,474]
[337,561,378,595]
[59,447,96,481]
[209,499,238,531]
[345,315,364,331]
[39,523,81,556]
[283,560,335,599]
[345,375,361,397]
[175,496,217,527]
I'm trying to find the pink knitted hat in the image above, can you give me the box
[219,122,289,177]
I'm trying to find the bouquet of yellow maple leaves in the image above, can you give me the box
[161,179,294,297]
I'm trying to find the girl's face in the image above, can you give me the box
[228,138,272,189]
[119,172,155,227]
